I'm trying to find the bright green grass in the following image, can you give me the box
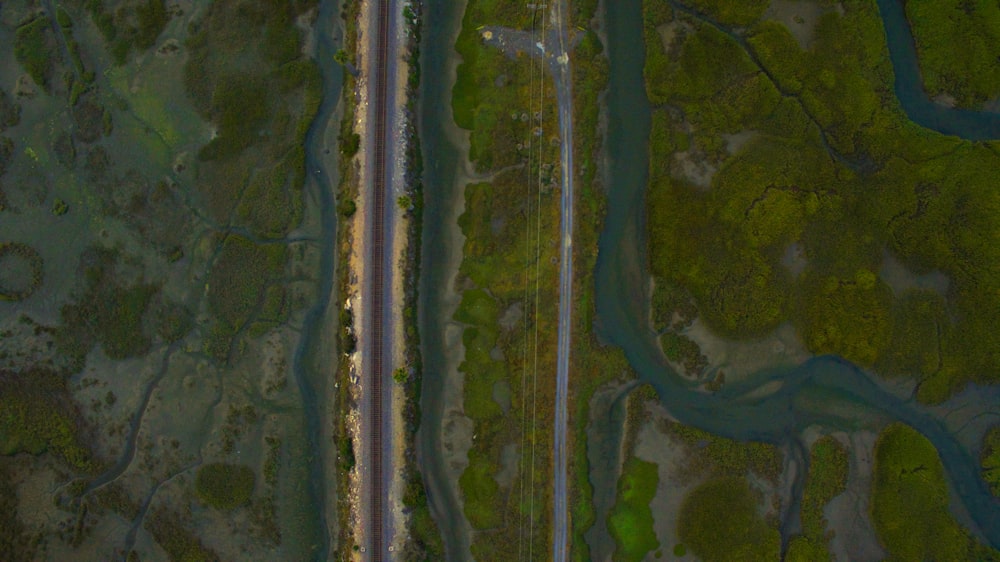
[608,457,660,562]
[459,447,501,529]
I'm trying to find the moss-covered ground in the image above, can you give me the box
[642,0,1000,403]
[607,457,659,562]
[871,423,1000,560]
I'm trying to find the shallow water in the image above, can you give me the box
[593,0,1000,551]
[416,0,476,559]
[292,0,345,557]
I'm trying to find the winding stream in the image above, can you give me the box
[594,0,1000,551]
[292,0,345,558]
[416,0,475,559]
[876,0,1000,140]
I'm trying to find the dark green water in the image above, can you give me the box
[416,0,473,559]
[595,0,1000,550]
[293,0,345,557]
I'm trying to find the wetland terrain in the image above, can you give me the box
[6,0,1000,560]
[417,0,1000,560]
[0,0,345,559]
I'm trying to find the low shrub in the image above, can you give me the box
[195,463,255,510]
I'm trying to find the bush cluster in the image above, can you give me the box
[13,16,58,91]
[871,424,999,559]
[0,367,92,472]
[85,0,169,65]
[0,243,43,301]
[677,476,780,561]
[195,462,256,510]
[785,436,849,560]
[58,248,158,363]
[905,0,1000,108]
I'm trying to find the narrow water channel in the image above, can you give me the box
[293,0,345,557]
[876,0,1000,139]
[415,0,1000,557]
[416,0,475,559]
[594,0,1000,550]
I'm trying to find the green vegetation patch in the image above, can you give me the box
[452,0,548,172]
[449,0,592,555]
[57,247,159,363]
[787,436,849,560]
[182,0,319,231]
[982,426,1000,496]
[0,465,34,559]
[86,0,170,65]
[206,235,285,332]
[145,507,220,561]
[677,476,780,561]
[905,0,1000,108]
[459,447,501,529]
[195,462,256,510]
[876,289,948,378]
[642,0,1000,401]
[0,89,21,132]
[236,150,305,238]
[871,423,1000,560]
[608,457,659,562]
[0,368,92,471]
[14,15,60,91]
[797,269,892,366]
[666,422,783,482]
[0,243,43,301]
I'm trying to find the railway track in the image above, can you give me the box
[368,0,391,559]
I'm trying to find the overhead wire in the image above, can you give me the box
[527,5,548,561]
[516,3,538,560]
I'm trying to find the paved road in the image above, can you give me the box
[482,2,575,557]
[549,0,574,557]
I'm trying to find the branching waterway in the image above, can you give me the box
[416,0,1000,558]
[595,0,1000,551]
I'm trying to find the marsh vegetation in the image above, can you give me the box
[0,0,331,558]
[644,0,1000,405]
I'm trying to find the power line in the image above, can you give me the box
[516,2,538,559]
[527,5,547,561]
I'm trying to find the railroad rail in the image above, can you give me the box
[368,0,391,558]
